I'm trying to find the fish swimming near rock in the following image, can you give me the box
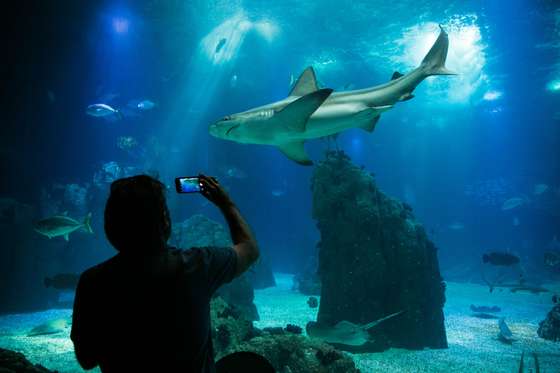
[210,26,455,165]
[307,296,319,308]
[27,318,70,337]
[482,252,520,266]
[470,304,501,313]
[86,103,123,119]
[497,318,515,344]
[44,273,80,290]
[306,311,403,346]
[33,212,93,241]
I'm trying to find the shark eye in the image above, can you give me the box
[222,116,232,121]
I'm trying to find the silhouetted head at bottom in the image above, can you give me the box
[104,175,171,254]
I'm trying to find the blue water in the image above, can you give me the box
[2,0,560,371]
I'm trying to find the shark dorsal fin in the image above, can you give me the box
[289,67,319,96]
[277,88,333,133]
[391,71,404,80]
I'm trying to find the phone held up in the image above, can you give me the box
[175,176,202,193]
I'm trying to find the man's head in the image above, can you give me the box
[104,175,171,253]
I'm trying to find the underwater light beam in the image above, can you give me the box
[546,79,560,92]
[112,17,129,34]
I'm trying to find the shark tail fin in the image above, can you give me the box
[420,25,456,76]
[83,212,93,234]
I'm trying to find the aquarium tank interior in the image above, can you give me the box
[2,0,560,372]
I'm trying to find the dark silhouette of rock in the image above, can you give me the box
[311,151,447,351]
[0,348,54,372]
[537,303,560,341]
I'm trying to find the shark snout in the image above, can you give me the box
[209,118,238,139]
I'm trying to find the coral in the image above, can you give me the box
[210,297,359,372]
[285,324,303,334]
[0,348,54,372]
[311,150,447,350]
[537,303,560,341]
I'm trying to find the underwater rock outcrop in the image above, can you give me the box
[537,303,560,341]
[311,151,447,350]
[0,348,54,373]
[293,255,321,295]
[211,297,359,373]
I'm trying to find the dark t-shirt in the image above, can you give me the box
[70,246,237,373]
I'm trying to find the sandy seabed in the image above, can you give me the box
[1,273,559,372]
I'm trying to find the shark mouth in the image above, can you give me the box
[225,124,239,136]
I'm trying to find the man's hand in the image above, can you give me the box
[199,175,233,210]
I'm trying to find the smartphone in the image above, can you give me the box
[175,176,201,193]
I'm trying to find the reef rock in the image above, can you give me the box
[537,303,560,342]
[293,255,321,295]
[210,297,358,373]
[311,151,447,350]
[0,348,54,372]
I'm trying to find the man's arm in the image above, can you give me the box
[199,175,259,276]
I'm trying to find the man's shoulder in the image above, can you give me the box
[79,255,120,281]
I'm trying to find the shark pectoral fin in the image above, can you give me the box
[64,233,69,241]
[277,141,312,165]
[359,116,380,133]
[277,88,333,132]
[289,66,319,96]
[353,108,381,133]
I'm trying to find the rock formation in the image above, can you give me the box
[0,348,54,373]
[311,151,447,350]
[537,303,560,341]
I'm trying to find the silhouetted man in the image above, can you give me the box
[71,175,259,372]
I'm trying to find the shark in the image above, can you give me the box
[209,26,455,165]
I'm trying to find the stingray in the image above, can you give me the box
[27,318,70,337]
[306,311,403,346]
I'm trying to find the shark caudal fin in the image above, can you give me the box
[83,212,93,234]
[420,25,456,76]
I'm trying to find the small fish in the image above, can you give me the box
[271,189,286,197]
[87,103,122,119]
[34,212,93,241]
[533,184,549,195]
[27,318,70,336]
[501,197,527,211]
[510,286,549,294]
[230,74,238,88]
[448,222,465,230]
[497,318,515,344]
[221,167,247,179]
[470,304,501,313]
[44,273,80,290]
[116,136,139,151]
[215,38,227,54]
[307,296,318,308]
[483,252,520,266]
[137,100,156,111]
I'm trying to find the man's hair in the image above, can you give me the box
[104,175,171,253]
